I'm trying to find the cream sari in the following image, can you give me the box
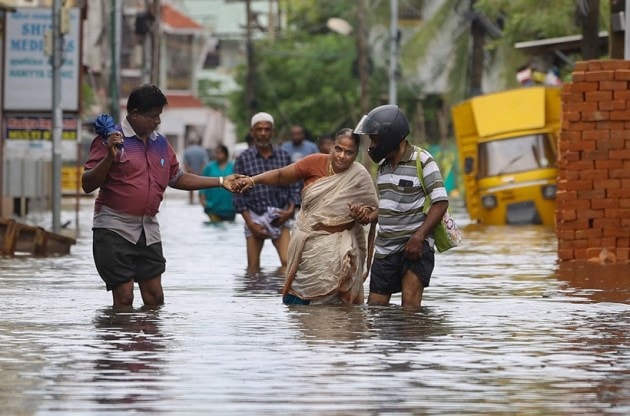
[283,162,379,304]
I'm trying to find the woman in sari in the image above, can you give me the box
[235,128,379,305]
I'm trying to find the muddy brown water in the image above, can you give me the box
[1,191,628,415]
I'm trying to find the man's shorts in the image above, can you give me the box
[369,240,435,295]
[93,228,166,291]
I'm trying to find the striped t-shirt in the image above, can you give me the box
[375,142,448,257]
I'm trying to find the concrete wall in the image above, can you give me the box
[557,60,630,263]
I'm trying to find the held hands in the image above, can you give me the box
[349,203,376,225]
[222,174,247,192]
[231,176,256,193]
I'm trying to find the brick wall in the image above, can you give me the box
[557,60,630,263]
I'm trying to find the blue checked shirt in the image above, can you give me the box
[233,145,301,215]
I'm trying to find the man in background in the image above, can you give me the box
[183,136,209,204]
[281,125,318,163]
[233,112,301,275]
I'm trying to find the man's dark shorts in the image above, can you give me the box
[370,240,435,295]
[93,228,166,291]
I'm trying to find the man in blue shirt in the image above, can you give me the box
[281,125,318,163]
[233,112,301,275]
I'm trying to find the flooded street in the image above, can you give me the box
[1,191,628,415]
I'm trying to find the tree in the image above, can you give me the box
[228,1,388,142]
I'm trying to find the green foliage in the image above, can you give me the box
[228,33,387,141]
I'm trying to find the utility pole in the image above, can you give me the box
[356,0,370,114]
[151,0,161,84]
[110,0,121,120]
[609,0,624,58]
[51,0,64,233]
[245,0,256,118]
[388,0,398,105]
[580,0,600,59]
[468,0,484,98]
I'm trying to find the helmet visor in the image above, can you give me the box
[353,114,381,135]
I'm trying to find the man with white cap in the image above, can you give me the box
[233,112,301,275]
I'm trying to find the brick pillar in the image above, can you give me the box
[557,60,630,263]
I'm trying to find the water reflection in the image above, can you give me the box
[90,307,166,412]
[233,269,285,297]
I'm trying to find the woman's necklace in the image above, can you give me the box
[327,160,336,176]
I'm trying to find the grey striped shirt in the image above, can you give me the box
[375,143,448,257]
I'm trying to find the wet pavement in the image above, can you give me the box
[0,190,628,415]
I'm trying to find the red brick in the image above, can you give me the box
[571,82,600,92]
[586,70,614,82]
[577,209,604,220]
[586,61,603,70]
[578,189,607,199]
[574,62,588,71]
[613,89,630,100]
[592,198,618,209]
[620,198,630,208]
[556,190,577,202]
[583,150,612,160]
[610,130,630,140]
[586,247,605,259]
[610,168,630,179]
[556,219,590,230]
[610,109,630,120]
[575,228,603,239]
[599,81,628,91]
[564,160,594,170]
[605,208,630,218]
[556,229,575,240]
[567,101,598,112]
[585,90,613,101]
[597,137,626,151]
[582,130,610,140]
[560,179,593,191]
[614,69,630,80]
[580,169,608,180]
[595,121,626,130]
[594,178,622,189]
[563,91,585,103]
[608,188,630,198]
[593,218,621,228]
[601,60,630,70]
[560,130,583,141]
[599,100,627,111]
[559,170,581,180]
[564,111,581,122]
[574,249,588,259]
[595,159,624,169]
[610,149,630,159]
[582,111,609,121]
[559,141,584,153]
[558,249,575,260]
[557,209,577,221]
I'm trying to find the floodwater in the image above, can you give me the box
[1,190,628,415]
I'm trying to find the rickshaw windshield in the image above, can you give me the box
[477,133,556,178]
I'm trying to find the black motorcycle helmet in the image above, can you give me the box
[353,104,410,163]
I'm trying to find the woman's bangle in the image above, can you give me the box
[249,177,255,187]
[219,176,224,186]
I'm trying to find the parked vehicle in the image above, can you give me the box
[451,86,561,225]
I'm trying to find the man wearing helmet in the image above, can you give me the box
[351,104,449,309]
